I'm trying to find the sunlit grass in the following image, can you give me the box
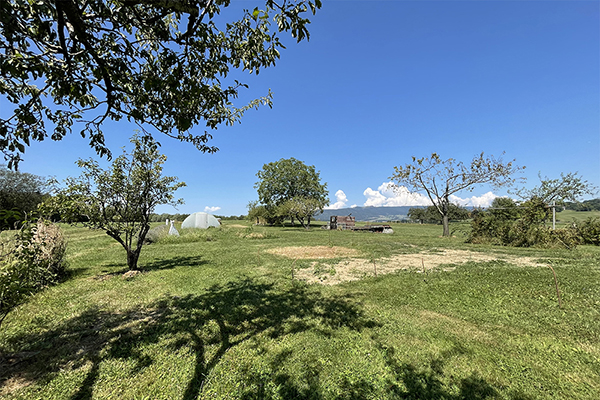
[1,221,599,399]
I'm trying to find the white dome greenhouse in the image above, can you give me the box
[181,212,221,229]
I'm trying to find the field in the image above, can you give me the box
[1,221,599,399]
[555,210,600,225]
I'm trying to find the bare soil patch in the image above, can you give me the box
[290,248,545,285]
[266,246,360,259]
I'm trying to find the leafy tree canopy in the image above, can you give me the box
[255,157,328,208]
[43,133,185,270]
[0,0,321,167]
[277,196,321,229]
[486,197,520,221]
[0,165,49,217]
[390,152,523,236]
[408,204,470,224]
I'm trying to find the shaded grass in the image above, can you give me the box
[1,222,599,399]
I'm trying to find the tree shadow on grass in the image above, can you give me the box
[95,255,208,275]
[142,255,208,270]
[0,277,377,399]
[382,342,500,400]
[235,341,503,400]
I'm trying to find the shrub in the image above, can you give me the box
[467,197,582,249]
[144,224,170,244]
[0,220,67,328]
[577,217,600,246]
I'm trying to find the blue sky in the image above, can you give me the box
[8,0,600,216]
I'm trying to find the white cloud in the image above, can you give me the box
[449,192,498,208]
[363,183,500,208]
[363,182,430,207]
[204,206,221,213]
[325,190,349,210]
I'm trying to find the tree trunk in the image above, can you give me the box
[127,249,140,270]
[442,214,450,237]
[441,195,450,237]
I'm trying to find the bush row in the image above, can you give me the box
[468,213,600,249]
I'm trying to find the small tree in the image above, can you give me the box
[247,201,268,224]
[45,134,185,270]
[390,152,523,236]
[408,208,427,224]
[277,196,322,229]
[517,172,597,205]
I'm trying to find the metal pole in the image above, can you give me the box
[552,200,556,230]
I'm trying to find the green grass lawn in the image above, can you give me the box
[1,220,599,399]
[555,210,600,225]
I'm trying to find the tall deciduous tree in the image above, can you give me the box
[390,152,523,236]
[0,166,49,218]
[44,134,185,270]
[0,0,321,167]
[255,157,328,225]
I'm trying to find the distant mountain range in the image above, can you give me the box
[314,206,418,222]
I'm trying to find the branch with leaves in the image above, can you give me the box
[390,152,524,236]
[0,0,322,167]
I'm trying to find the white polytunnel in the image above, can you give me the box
[181,212,221,229]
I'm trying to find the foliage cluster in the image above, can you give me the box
[565,198,600,212]
[1,0,321,167]
[407,204,470,224]
[214,214,247,221]
[43,134,185,270]
[576,217,600,246]
[516,172,597,204]
[468,197,599,248]
[0,219,67,328]
[149,213,190,223]
[252,158,329,228]
[0,166,49,229]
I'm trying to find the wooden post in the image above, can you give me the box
[552,200,556,230]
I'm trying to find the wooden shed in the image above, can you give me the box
[329,215,356,230]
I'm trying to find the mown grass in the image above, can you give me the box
[0,220,599,399]
[555,210,600,226]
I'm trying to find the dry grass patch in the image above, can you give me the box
[266,246,360,259]
[295,249,546,285]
